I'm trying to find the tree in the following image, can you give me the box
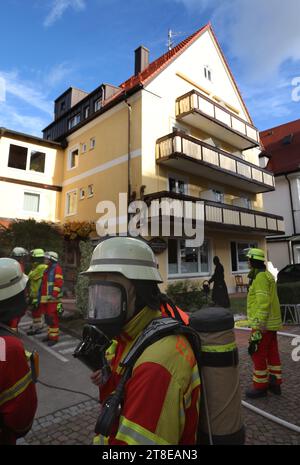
[75,240,94,317]
[0,218,63,257]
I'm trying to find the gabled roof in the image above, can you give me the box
[119,23,210,90]
[260,119,300,175]
[118,22,254,125]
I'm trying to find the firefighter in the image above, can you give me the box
[9,247,29,331]
[26,249,48,336]
[11,247,29,273]
[83,236,200,445]
[40,251,63,346]
[0,258,37,445]
[245,248,282,398]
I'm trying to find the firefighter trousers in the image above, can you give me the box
[251,330,282,390]
[40,302,59,341]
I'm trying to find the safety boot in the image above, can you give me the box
[245,387,268,399]
[268,375,282,395]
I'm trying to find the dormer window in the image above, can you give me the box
[94,98,101,112]
[204,65,212,82]
[68,113,81,130]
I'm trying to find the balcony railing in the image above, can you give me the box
[176,90,259,150]
[156,131,274,193]
[143,191,285,236]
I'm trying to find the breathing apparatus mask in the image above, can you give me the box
[73,273,136,375]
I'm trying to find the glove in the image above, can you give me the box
[248,330,262,356]
[57,303,64,315]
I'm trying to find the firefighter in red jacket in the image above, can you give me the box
[0,258,37,445]
[83,237,200,445]
[40,252,63,346]
[9,247,29,332]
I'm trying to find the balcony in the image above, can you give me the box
[156,131,274,194]
[176,90,259,150]
[143,191,285,236]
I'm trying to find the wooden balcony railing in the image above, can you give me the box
[176,90,259,150]
[144,191,285,235]
[156,131,274,193]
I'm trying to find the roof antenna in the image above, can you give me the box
[167,29,184,50]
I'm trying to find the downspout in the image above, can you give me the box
[125,100,132,225]
[285,174,296,264]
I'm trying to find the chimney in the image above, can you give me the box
[135,46,149,75]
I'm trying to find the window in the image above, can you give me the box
[29,151,46,173]
[8,144,28,170]
[60,101,66,112]
[68,113,81,130]
[87,184,94,197]
[213,189,224,203]
[168,176,187,195]
[79,188,85,200]
[23,192,40,212]
[84,106,90,119]
[204,65,212,82]
[90,138,96,150]
[81,143,87,154]
[94,98,101,112]
[231,241,258,272]
[168,239,210,276]
[66,190,77,216]
[68,147,79,170]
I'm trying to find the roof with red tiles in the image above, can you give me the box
[260,119,300,176]
[117,23,253,124]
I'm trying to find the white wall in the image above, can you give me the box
[0,136,61,222]
[263,175,295,236]
[267,241,290,272]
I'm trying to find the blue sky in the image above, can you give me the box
[0,0,300,137]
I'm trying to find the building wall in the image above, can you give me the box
[59,95,142,225]
[0,135,63,222]
[267,241,290,273]
[263,175,295,237]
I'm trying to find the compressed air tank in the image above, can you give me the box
[189,307,245,445]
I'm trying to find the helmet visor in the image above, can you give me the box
[88,282,125,320]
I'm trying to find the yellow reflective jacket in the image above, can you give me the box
[28,264,48,303]
[247,270,282,331]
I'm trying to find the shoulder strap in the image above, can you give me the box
[0,322,20,338]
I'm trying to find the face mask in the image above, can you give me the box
[87,274,136,339]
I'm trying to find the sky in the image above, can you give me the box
[0,0,300,137]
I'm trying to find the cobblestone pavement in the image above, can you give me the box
[18,326,300,446]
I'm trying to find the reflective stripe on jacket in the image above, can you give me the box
[40,263,63,303]
[94,307,201,446]
[28,264,48,303]
[0,332,37,444]
[247,270,282,331]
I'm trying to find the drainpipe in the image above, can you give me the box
[125,100,132,225]
[285,174,296,264]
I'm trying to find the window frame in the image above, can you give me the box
[87,184,94,198]
[23,191,41,214]
[67,145,80,171]
[79,188,85,200]
[168,238,211,278]
[29,150,46,173]
[231,240,258,273]
[65,189,78,217]
[68,113,81,130]
[167,172,189,195]
[94,98,101,112]
[7,144,28,171]
[90,137,96,150]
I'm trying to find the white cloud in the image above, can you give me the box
[44,0,86,27]
[173,0,300,82]
[0,102,48,137]
[0,71,52,115]
[45,62,74,88]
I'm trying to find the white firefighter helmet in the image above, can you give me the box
[0,258,28,301]
[11,247,29,257]
[83,236,162,282]
[44,251,58,262]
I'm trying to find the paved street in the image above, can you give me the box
[17,317,300,445]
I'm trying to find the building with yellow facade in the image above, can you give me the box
[2,24,285,292]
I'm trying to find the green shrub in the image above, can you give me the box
[75,240,94,317]
[166,280,209,312]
